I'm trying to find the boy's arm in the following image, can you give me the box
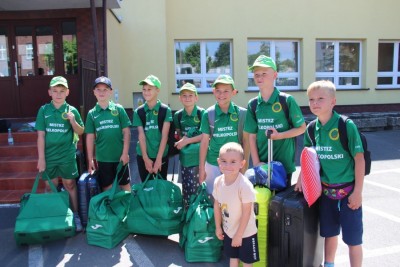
[37,130,46,172]
[120,127,131,165]
[175,134,203,150]
[241,131,250,173]
[67,113,84,135]
[213,200,224,240]
[199,133,210,183]
[348,153,365,210]
[232,202,253,247]
[268,122,306,140]
[153,121,169,173]
[249,133,262,166]
[86,133,96,172]
[137,126,153,173]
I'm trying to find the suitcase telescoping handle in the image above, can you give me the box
[267,129,273,189]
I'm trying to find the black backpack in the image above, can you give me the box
[306,115,371,175]
[137,103,179,157]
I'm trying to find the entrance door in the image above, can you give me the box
[0,20,78,118]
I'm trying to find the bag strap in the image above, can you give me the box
[306,119,317,147]
[237,106,246,144]
[109,162,128,200]
[157,103,168,133]
[185,183,210,223]
[207,105,216,137]
[137,105,146,128]
[338,115,349,152]
[32,172,57,194]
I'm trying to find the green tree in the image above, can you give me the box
[184,43,201,74]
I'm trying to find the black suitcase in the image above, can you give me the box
[268,186,323,267]
[77,172,100,227]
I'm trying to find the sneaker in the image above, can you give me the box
[74,214,83,232]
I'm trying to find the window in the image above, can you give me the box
[377,41,400,89]
[62,21,78,75]
[175,40,232,92]
[316,41,362,89]
[36,26,54,75]
[0,27,10,77]
[247,40,300,90]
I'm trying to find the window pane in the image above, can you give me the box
[248,77,256,87]
[378,43,394,72]
[175,42,200,74]
[398,45,400,71]
[36,26,54,75]
[377,77,393,85]
[339,43,360,72]
[276,77,298,87]
[247,41,271,69]
[62,21,78,75]
[177,78,201,89]
[339,77,359,86]
[275,41,298,72]
[206,41,231,74]
[397,76,400,85]
[316,77,334,82]
[316,42,334,72]
[0,27,10,77]
[16,26,34,76]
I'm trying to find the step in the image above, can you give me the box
[0,172,45,191]
[0,142,37,157]
[0,131,37,144]
[0,157,37,173]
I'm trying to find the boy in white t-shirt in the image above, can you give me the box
[213,142,259,267]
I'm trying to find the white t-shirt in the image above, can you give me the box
[212,173,257,238]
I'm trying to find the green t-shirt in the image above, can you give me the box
[132,100,173,158]
[35,101,83,165]
[304,111,364,184]
[200,102,244,166]
[173,105,204,136]
[84,101,131,162]
[243,88,305,174]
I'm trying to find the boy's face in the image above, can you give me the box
[212,84,236,106]
[179,90,198,107]
[308,88,336,117]
[93,83,112,103]
[48,86,69,105]
[253,67,277,88]
[142,84,159,102]
[217,151,245,177]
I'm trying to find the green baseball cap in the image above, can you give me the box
[139,75,161,89]
[249,55,277,71]
[50,76,68,88]
[179,83,198,95]
[212,74,236,90]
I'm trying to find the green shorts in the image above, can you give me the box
[45,160,79,180]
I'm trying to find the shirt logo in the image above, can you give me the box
[272,102,282,113]
[173,207,182,214]
[45,114,52,119]
[111,109,119,116]
[93,114,101,119]
[194,116,200,123]
[144,187,154,192]
[61,112,68,120]
[230,113,238,122]
[329,128,340,141]
[198,237,214,244]
[153,110,158,116]
[72,171,78,176]
[91,224,103,230]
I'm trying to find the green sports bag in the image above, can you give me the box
[14,172,76,245]
[180,182,222,263]
[86,163,131,249]
[127,173,184,236]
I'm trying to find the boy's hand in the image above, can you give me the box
[231,233,243,247]
[348,190,362,210]
[37,158,46,172]
[265,127,280,140]
[88,159,97,173]
[66,112,76,123]
[144,158,154,173]
[175,136,188,150]
[120,153,129,165]
[152,158,162,173]
[294,172,303,192]
[215,227,224,240]
[199,167,206,183]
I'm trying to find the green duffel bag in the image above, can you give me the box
[14,172,76,245]
[180,182,222,263]
[180,143,200,168]
[127,173,184,236]
[86,163,131,249]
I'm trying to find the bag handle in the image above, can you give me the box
[109,162,128,200]
[185,182,210,223]
[32,172,57,194]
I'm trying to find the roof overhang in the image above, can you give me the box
[0,0,122,11]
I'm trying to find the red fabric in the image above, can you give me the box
[300,147,321,207]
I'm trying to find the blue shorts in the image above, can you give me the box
[319,193,363,246]
[223,232,259,264]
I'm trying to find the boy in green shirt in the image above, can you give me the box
[85,76,132,191]
[173,83,204,208]
[296,80,365,267]
[35,76,84,232]
[199,75,249,195]
[132,75,173,181]
[244,55,306,186]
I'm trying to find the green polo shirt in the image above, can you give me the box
[132,100,173,158]
[173,105,204,136]
[200,102,243,166]
[35,101,83,165]
[304,111,364,184]
[85,101,131,162]
[244,88,305,174]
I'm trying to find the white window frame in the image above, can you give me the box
[26,43,33,60]
[0,44,7,61]
[377,41,400,89]
[315,40,362,89]
[175,40,233,93]
[247,40,301,91]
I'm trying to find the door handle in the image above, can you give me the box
[14,62,19,86]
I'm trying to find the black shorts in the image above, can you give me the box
[223,232,259,264]
[97,161,131,188]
